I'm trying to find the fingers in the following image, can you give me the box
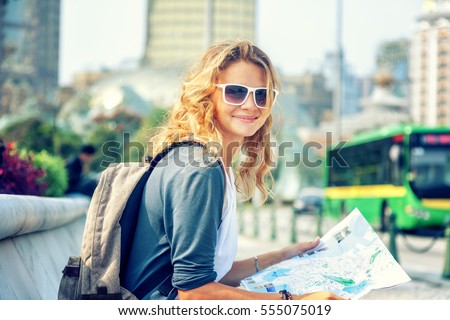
[296,292,349,300]
[281,237,321,260]
[324,293,349,300]
[309,236,321,247]
[299,236,320,251]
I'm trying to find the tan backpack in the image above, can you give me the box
[57,141,202,299]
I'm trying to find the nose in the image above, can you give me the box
[241,92,258,110]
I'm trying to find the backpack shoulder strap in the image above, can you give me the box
[124,140,207,299]
[146,140,206,170]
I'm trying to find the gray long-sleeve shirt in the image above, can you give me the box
[121,145,225,299]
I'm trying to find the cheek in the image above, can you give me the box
[211,90,222,108]
[212,94,232,120]
[211,92,222,117]
[259,109,271,123]
[211,105,226,129]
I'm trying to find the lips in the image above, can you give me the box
[232,115,259,122]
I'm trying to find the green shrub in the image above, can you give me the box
[32,150,68,197]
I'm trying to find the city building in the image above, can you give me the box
[318,73,410,139]
[0,0,60,116]
[282,72,333,127]
[143,0,255,67]
[410,0,450,126]
[376,39,410,98]
[57,66,183,136]
[323,51,362,116]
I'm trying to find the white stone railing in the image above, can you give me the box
[0,194,90,299]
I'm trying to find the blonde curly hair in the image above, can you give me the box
[148,39,280,203]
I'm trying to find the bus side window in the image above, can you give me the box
[389,144,402,186]
[445,153,450,184]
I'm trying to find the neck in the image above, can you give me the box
[221,139,241,168]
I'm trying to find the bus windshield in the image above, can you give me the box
[409,133,450,199]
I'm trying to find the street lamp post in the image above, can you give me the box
[333,0,343,141]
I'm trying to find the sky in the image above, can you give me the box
[59,0,424,86]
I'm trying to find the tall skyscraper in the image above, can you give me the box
[0,0,60,116]
[410,0,450,126]
[143,0,255,67]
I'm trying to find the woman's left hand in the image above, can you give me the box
[279,236,321,261]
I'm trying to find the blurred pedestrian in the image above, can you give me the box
[65,144,98,197]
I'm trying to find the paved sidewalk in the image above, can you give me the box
[236,234,450,300]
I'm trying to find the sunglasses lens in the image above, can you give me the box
[224,85,248,104]
[254,89,268,108]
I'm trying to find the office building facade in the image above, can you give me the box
[0,0,60,116]
[143,0,255,67]
[410,0,450,126]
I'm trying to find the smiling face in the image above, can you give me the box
[213,61,271,148]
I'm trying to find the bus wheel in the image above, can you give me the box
[381,202,392,232]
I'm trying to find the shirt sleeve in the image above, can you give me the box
[162,154,225,291]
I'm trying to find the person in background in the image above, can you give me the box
[65,144,98,197]
[121,39,346,300]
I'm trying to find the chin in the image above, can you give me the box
[241,130,260,140]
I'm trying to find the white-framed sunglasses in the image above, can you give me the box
[215,83,279,109]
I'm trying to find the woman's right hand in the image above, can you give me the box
[294,291,349,300]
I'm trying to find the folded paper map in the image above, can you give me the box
[241,208,411,299]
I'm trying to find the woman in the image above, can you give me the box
[122,39,344,300]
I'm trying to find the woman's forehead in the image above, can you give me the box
[218,61,267,84]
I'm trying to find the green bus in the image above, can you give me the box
[324,124,450,235]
